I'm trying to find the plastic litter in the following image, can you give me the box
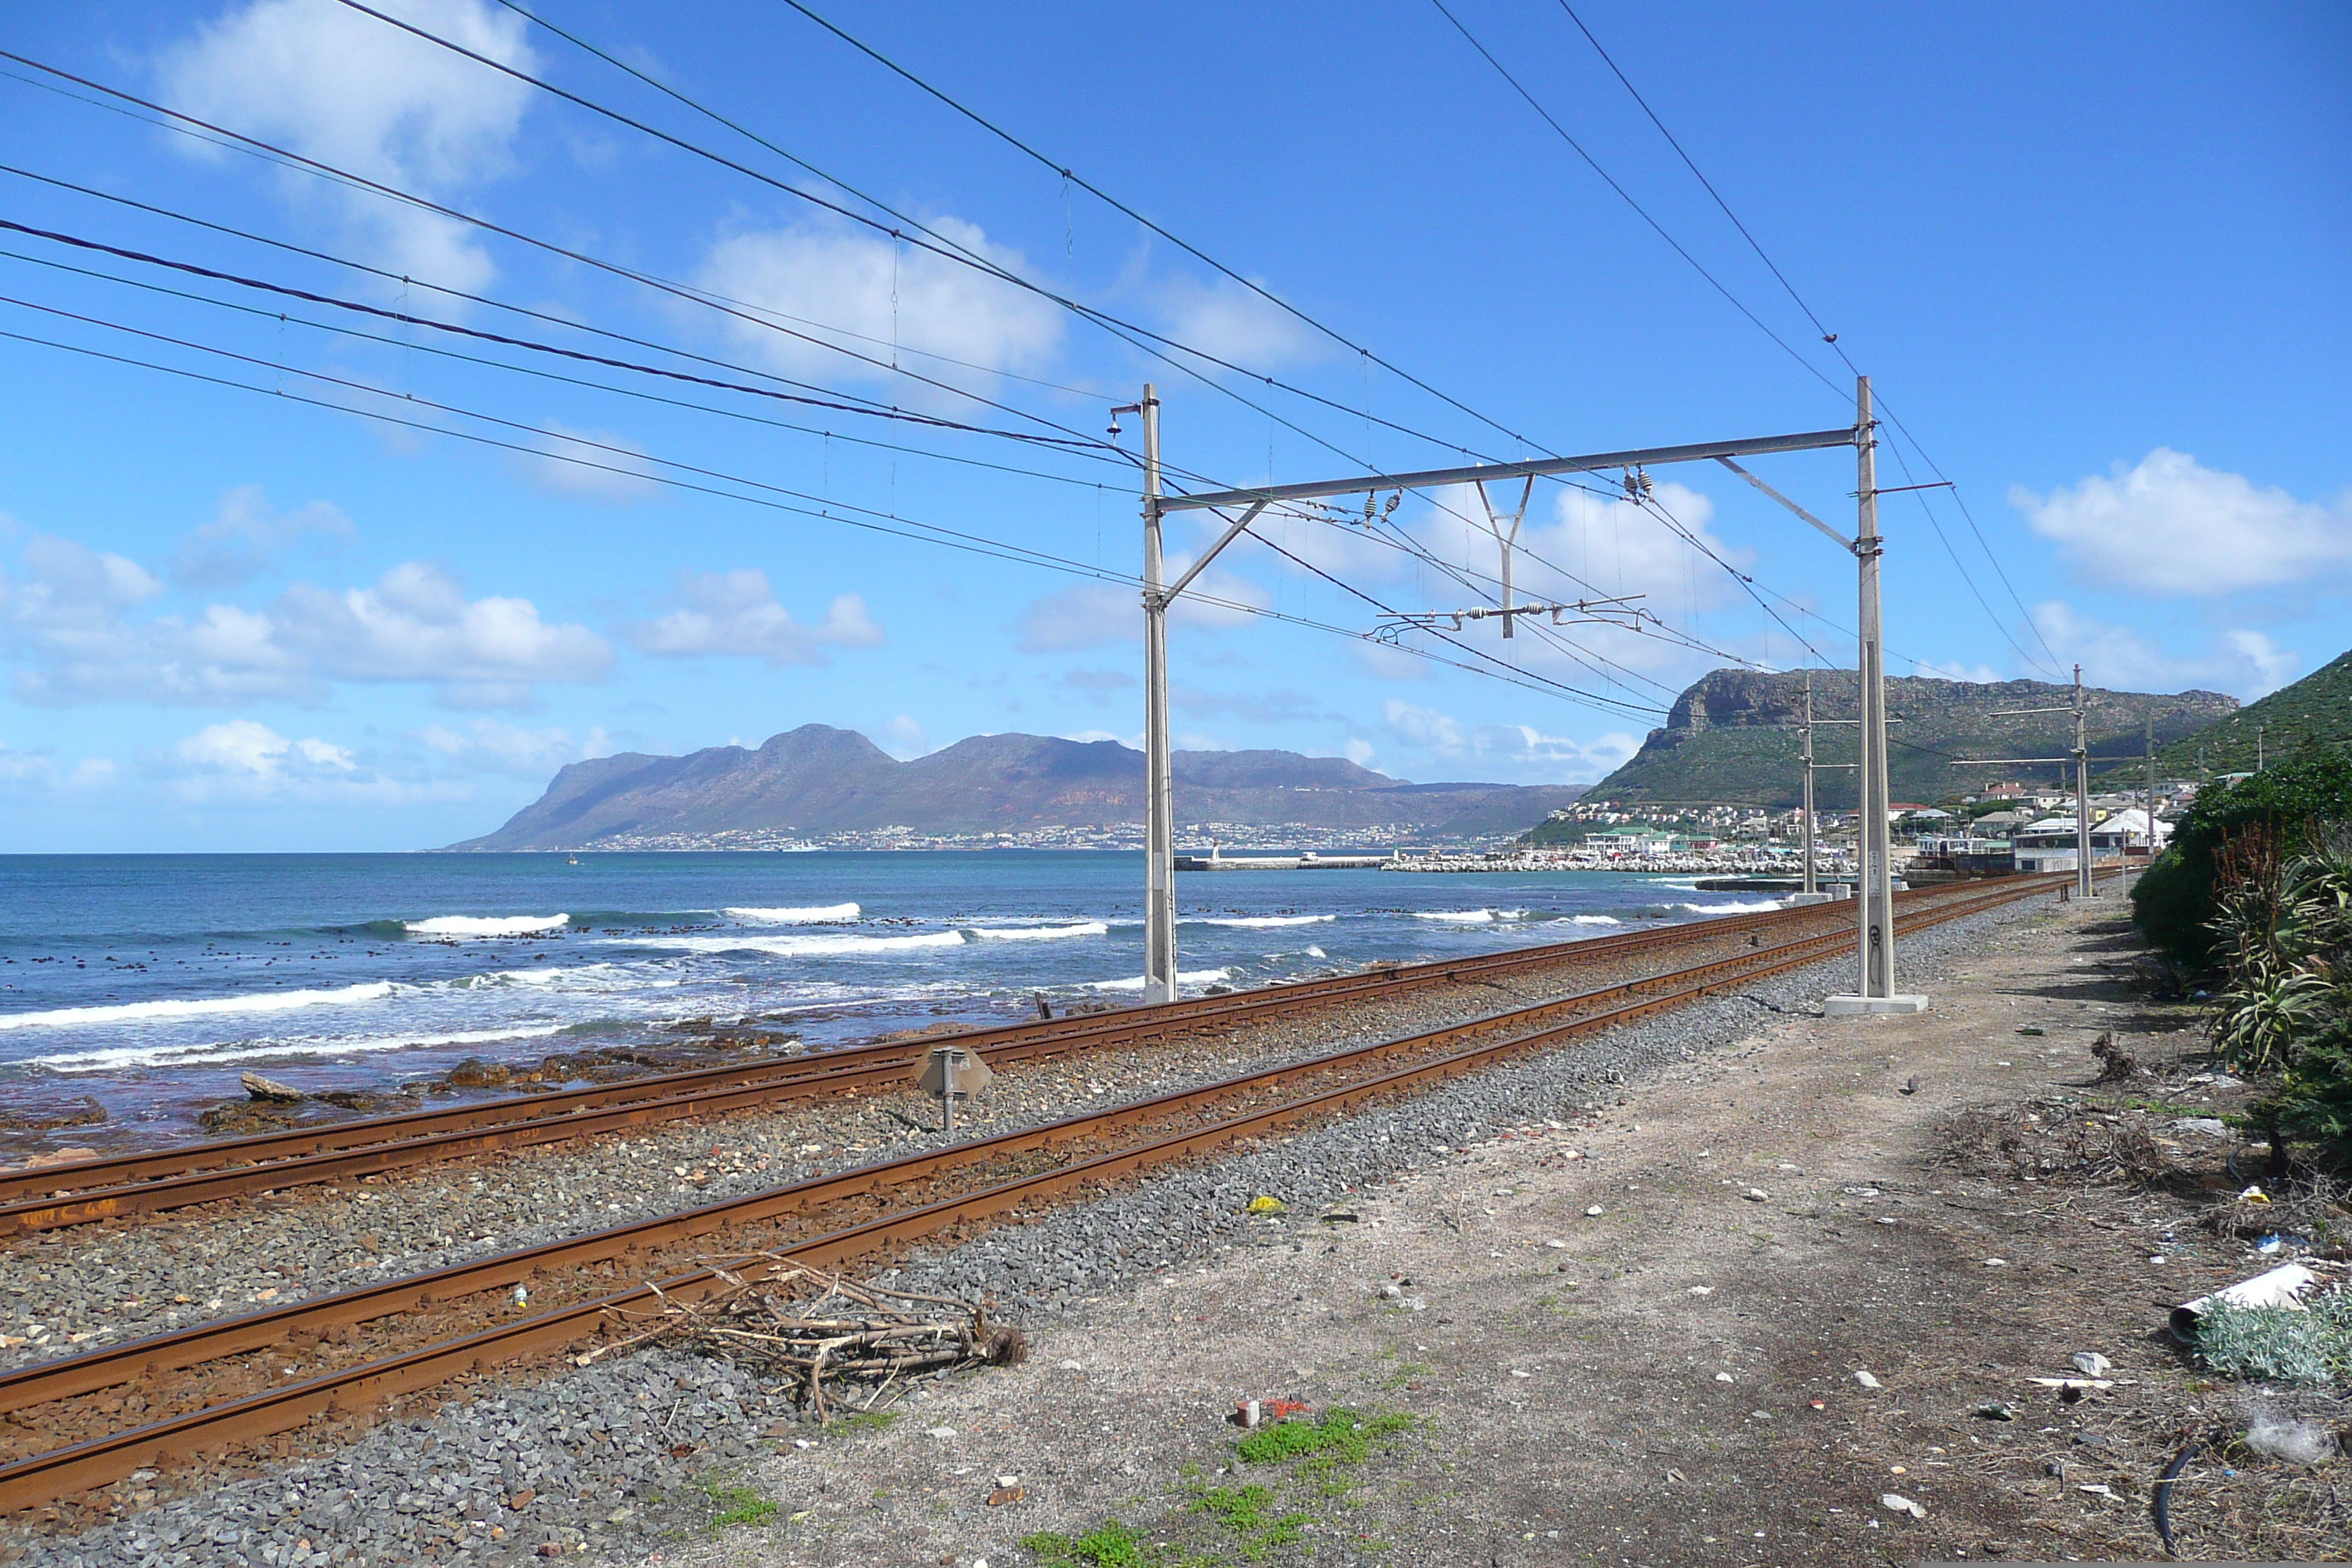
[2070,1352,2112,1377]
[1853,1370,1882,1389]
[1245,1195,1286,1214]
[2169,1262,2318,1343]
[1975,1402,2016,1421]
[2245,1417,2337,1466]
[1880,1493,1925,1519]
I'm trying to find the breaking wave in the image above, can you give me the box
[1196,915,1335,928]
[1411,908,1531,924]
[964,922,1108,942]
[625,931,968,957]
[1570,914,1622,926]
[1083,968,1232,992]
[405,913,569,938]
[725,903,860,924]
[0,981,395,1032]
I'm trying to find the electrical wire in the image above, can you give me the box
[1540,1,2065,676]
[0,301,1668,720]
[756,0,1558,458]
[0,50,1127,456]
[0,243,1120,495]
[0,216,1112,452]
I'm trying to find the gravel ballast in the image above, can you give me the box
[8,892,2051,1568]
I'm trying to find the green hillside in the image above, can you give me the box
[1577,668,2237,811]
[2137,649,2352,779]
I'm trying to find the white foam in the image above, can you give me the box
[405,913,569,938]
[725,903,860,924]
[1084,968,1231,992]
[964,922,1108,942]
[25,1023,564,1074]
[625,931,968,957]
[451,963,679,992]
[0,981,394,1032]
[1570,914,1622,926]
[1197,915,1335,928]
[1304,945,1327,959]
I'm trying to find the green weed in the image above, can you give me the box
[701,1477,779,1530]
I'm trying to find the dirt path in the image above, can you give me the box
[658,896,2339,1567]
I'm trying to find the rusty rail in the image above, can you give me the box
[0,883,2006,1233]
[0,875,2067,1512]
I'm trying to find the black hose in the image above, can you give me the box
[2152,1439,2201,1558]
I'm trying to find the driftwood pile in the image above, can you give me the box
[592,1261,1026,1422]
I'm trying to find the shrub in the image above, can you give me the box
[2133,750,2352,967]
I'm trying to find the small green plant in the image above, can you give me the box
[701,1477,780,1530]
[1021,1521,1158,1568]
[1190,1484,1311,1560]
[831,1409,897,1436]
[1237,1408,1414,1467]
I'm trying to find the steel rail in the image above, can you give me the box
[0,878,2065,1511]
[0,887,1955,1229]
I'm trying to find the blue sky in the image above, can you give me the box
[0,0,2345,851]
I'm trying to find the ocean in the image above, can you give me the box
[0,851,1779,1150]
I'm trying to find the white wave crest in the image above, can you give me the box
[965,922,1108,942]
[1570,914,1622,926]
[625,931,968,957]
[24,1023,563,1074]
[0,981,394,1033]
[1197,915,1335,928]
[406,913,569,938]
[1084,968,1231,992]
[725,903,860,924]
[1414,908,1529,924]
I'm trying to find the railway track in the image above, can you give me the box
[0,881,1989,1237]
[0,874,2073,1514]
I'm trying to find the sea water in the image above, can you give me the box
[0,852,1776,1147]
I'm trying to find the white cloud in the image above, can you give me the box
[1382,698,1637,782]
[159,0,534,293]
[698,217,1063,385]
[2012,449,2352,596]
[176,719,353,780]
[1013,569,1265,654]
[627,571,884,666]
[1912,658,2003,684]
[1158,274,1324,368]
[882,714,929,758]
[418,718,579,775]
[1,540,609,708]
[1343,737,1375,768]
[271,562,613,701]
[1384,698,1465,754]
[170,485,354,588]
[520,423,658,503]
[2031,600,2302,698]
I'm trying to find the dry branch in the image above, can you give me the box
[594,1260,1026,1423]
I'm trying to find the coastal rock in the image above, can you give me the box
[239,1072,306,1104]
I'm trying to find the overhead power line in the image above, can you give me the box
[1539,0,2064,677]
[755,0,1554,458]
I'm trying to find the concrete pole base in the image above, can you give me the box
[1783,892,1834,906]
[1824,994,1931,1016]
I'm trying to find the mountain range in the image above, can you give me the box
[449,727,1587,849]
[1579,668,2240,809]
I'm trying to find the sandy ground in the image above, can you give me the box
[641,895,2341,1568]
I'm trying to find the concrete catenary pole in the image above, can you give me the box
[1139,385,1177,1004]
[1853,376,1898,1000]
[1801,670,1818,897]
[2072,663,2093,897]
